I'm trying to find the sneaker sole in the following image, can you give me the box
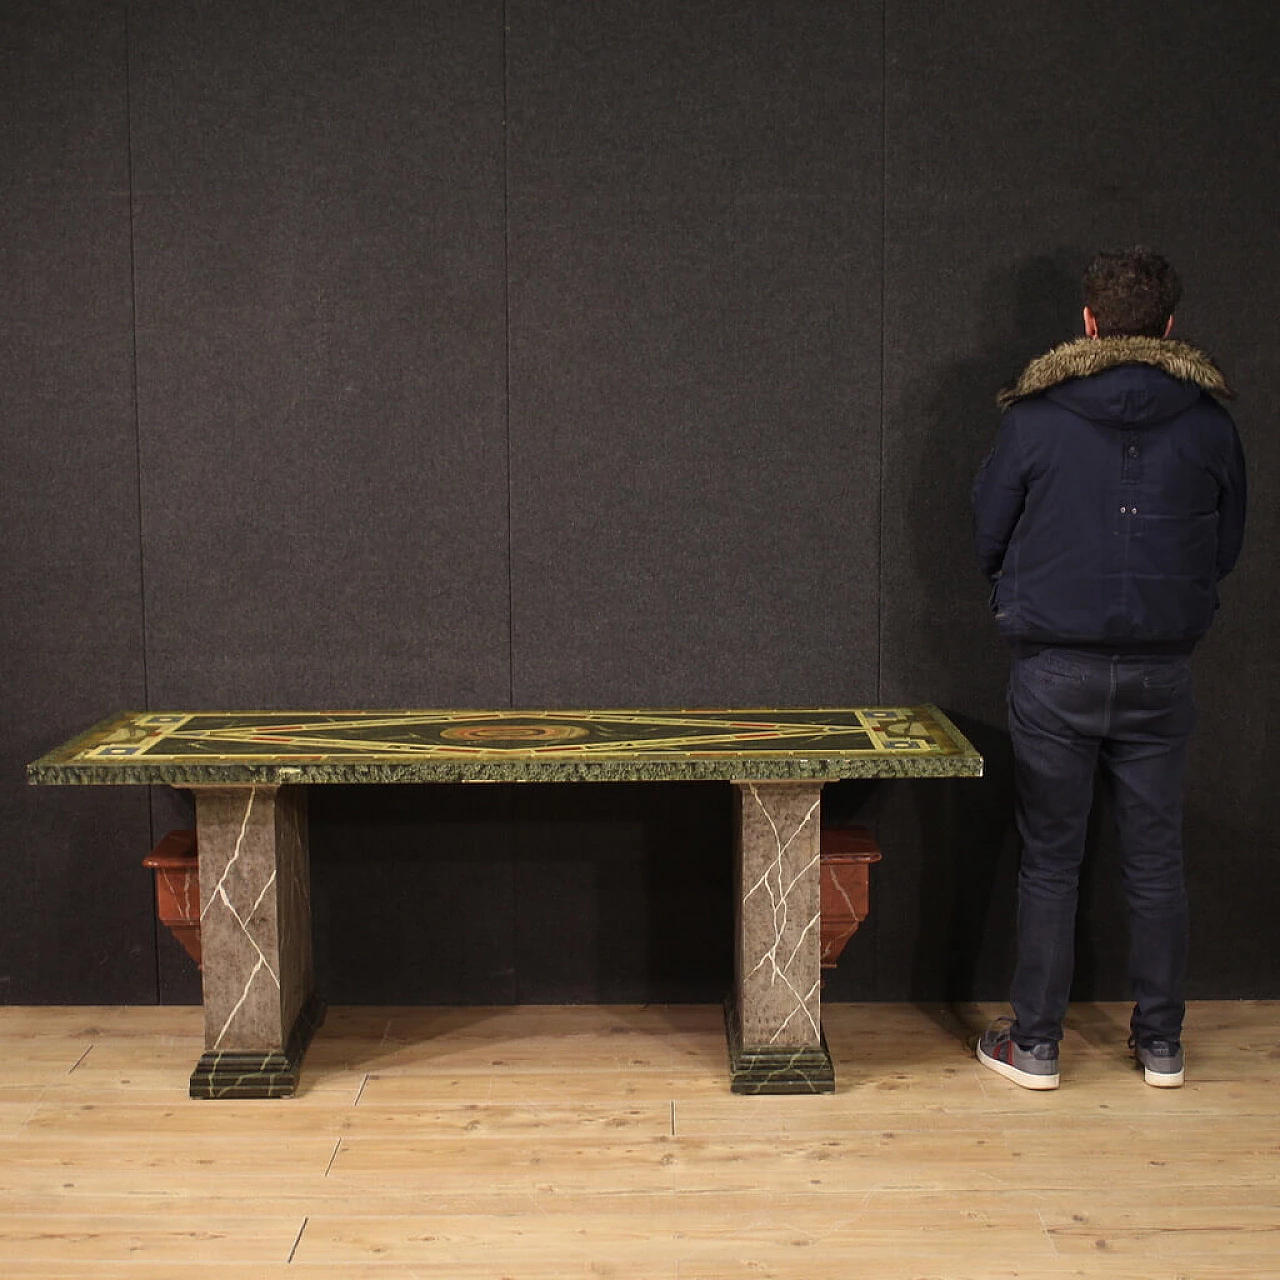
[1142,1064,1184,1088]
[976,1043,1060,1091]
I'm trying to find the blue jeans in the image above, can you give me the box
[1007,648,1196,1047]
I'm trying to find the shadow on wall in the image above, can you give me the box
[906,248,1085,711]
[307,781,734,1006]
[901,251,1085,1005]
[909,714,1019,1006]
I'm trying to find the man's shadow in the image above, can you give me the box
[900,251,1089,1030]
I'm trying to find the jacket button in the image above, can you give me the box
[1120,506,1128,514]
[1128,446,1139,457]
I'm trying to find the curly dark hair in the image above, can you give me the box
[1082,248,1182,338]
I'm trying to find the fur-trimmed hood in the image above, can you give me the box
[998,336,1236,411]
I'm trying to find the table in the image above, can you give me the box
[29,706,981,1097]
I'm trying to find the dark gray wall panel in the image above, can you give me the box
[507,1,884,707]
[877,2,1280,1000]
[0,2,155,1001]
[126,1,511,1006]
[129,0,510,710]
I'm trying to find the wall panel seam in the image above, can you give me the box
[122,0,162,1001]
[124,1,150,718]
[876,0,888,707]
[503,0,516,710]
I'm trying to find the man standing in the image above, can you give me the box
[971,248,1246,1090]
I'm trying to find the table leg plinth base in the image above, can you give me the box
[724,1001,834,1094]
[190,996,326,1099]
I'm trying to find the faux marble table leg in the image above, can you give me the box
[727,781,833,1093]
[188,785,324,1098]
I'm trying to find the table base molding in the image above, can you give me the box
[189,996,326,1099]
[724,1001,834,1095]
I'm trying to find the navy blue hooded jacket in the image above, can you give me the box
[972,336,1246,651]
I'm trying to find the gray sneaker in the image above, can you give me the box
[976,1018,1060,1090]
[1131,1037,1184,1088]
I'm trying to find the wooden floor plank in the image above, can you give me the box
[0,1006,202,1037]
[353,1069,729,1105]
[0,1214,301,1264]
[325,1130,1013,1196]
[1042,1202,1280,1257]
[293,1204,1058,1260]
[22,1098,672,1140]
[0,1266,1273,1280]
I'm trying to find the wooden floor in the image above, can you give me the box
[0,1001,1277,1279]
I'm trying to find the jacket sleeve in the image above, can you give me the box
[1214,419,1247,580]
[971,414,1028,582]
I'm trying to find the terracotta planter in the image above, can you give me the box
[819,826,882,973]
[142,823,880,981]
[142,829,202,969]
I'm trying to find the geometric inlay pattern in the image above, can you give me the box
[47,707,968,762]
[30,707,982,786]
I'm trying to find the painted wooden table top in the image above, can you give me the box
[28,706,982,785]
